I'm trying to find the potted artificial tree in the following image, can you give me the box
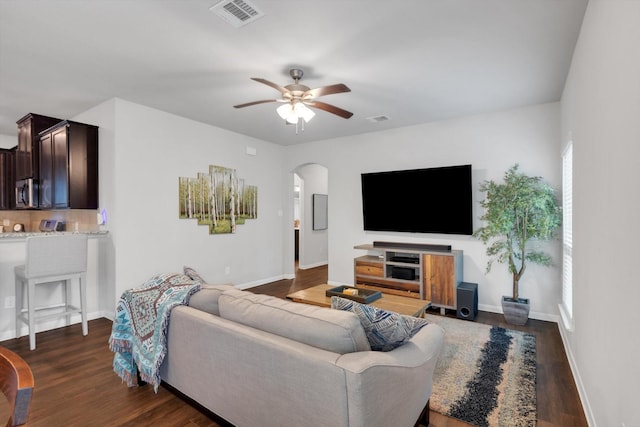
[474,164,561,325]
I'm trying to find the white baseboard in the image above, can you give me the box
[557,316,596,426]
[101,310,115,321]
[297,261,328,270]
[237,274,289,290]
[478,303,560,323]
[2,310,111,342]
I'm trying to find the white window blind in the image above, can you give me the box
[561,142,573,321]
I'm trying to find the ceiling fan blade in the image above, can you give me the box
[306,101,353,119]
[233,99,279,108]
[251,78,291,96]
[304,83,351,99]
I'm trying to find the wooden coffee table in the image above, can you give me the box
[287,284,431,318]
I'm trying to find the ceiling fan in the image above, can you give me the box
[234,69,353,126]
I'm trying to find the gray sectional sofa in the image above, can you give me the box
[160,285,445,427]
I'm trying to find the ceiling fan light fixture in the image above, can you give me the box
[276,103,292,120]
[277,102,315,124]
[295,103,315,123]
[277,104,298,124]
[286,114,298,125]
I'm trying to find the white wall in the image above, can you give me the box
[284,102,562,320]
[74,98,288,311]
[73,98,117,311]
[294,163,328,269]
[0,134,15,149]
[560,1,640,426]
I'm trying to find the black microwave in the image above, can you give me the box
[15,178,38,209]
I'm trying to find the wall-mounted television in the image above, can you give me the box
[361,164,473,235]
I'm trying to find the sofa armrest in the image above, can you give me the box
[335,323,445,427]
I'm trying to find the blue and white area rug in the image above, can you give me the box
[425,314,536,427]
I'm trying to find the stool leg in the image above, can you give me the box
[15,276,23,339]
[64,278,71,327]
[27,280,36,351]
[80,273,88,336]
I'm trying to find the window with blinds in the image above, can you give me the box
[561,142,573,328]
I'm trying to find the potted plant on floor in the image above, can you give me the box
[474,164,561,325]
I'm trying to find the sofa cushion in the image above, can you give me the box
[331,296,429,352]
[188,284,236,315]
[218,289,371,354]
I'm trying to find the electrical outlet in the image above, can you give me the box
[4,296,15,309]
[225,266,231,275]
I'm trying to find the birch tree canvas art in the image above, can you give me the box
[179,165,257,234]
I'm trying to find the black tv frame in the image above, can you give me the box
[361,164,473,235]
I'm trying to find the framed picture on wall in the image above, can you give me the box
[313,194,328,230]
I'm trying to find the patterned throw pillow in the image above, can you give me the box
[183,266,206,284]
[331,296,429,352]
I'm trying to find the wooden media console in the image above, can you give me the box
[354,243,463,314]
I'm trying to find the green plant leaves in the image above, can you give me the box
[473,164,561,299]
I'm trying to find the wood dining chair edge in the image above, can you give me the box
[0,347,34,426]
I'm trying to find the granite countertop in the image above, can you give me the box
[0,230,109,240]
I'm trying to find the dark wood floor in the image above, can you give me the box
[0,265,587,426]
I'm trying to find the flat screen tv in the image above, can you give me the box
[361,164,473,235]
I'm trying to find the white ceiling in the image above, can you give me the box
[0,0,588,146]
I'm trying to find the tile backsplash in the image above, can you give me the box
[0,210,100,232]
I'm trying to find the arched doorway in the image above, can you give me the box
[292,164,329,271]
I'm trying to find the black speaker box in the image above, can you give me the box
[390,266,416,280]
[457,282,478,321]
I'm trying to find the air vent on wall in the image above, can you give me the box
[366,115,391,123]
[210,0,265,28]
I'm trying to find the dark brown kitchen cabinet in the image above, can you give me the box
[39,120,98,209]
[16,113,62,180]
[0,148,15,210]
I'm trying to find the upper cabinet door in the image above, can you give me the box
[16,119,31,180]
[52,126,69,209]
[16,113,62,181]
[39,131,54,209]
[38,120,98,210]
[0,149,15,210]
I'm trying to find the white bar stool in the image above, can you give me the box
[15,234,89,350]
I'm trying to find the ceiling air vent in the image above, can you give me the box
[210,0,265,28]
[366,115,391,123]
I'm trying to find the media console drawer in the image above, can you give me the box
[355,262,383,277]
